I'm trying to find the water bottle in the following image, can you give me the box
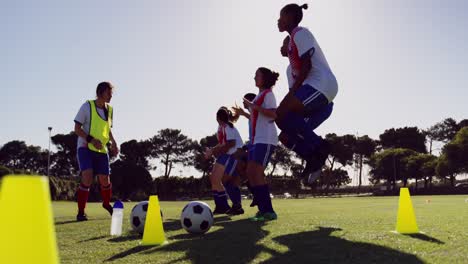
[110,200,124,236]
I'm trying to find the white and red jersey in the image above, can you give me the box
[217,124,243,154]
[288,26,338,102]
[250,89,278,146]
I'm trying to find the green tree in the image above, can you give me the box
[379,127,426,153]
[119,139,152,170]
[369,148,417,190]
[50,132,79,176]
[440,127,468,186]
[322,134,356,190]
[193,134,217,178]
[267,144,294,178]
[405,153,437,190]
[149,129,195,177]
[354,135,377,188]
[326,134,356,170]
[0,141,29,169]
[328,168,351,188]
[110,160,153,199]
[0,141,47,174]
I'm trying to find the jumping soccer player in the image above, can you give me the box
[276,3,338,183]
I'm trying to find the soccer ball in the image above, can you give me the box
[130,201,163,234]
[180,201,214,234]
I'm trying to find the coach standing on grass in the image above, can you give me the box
[73,81,119,221]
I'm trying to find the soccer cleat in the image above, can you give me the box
[226,204,245,215]
[76,213,88,222]
[302,141,331,183]
[249,211,265,221]
[213,206,231,215]
[103,203,113,216]
[263,212,278,221]
[250,212,278,222]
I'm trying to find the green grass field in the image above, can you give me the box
[54,195,468,264]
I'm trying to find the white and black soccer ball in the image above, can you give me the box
[180,201,214,234]
[130,201,163,234]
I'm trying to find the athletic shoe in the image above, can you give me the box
[76,213,88,222]
[263,212,278,221]
[302,141,331,183]
[226,204,245,215]
[213,206,231,215]
[249,211,265,221]
[103,203,113,216]
[250,211,278,222]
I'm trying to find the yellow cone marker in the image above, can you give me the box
[140,195,167,246]
[0,175,59,264]
[395,187,419,234]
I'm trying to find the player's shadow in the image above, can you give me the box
[262,227,425,264]
[106,218,184,244]
[55,217,108,225]
[163,218,184,232]
[79,235,108,243]
[55,220,79,225]
[105,245,155,262]
[142,217,269,264]
[405,233,444,245]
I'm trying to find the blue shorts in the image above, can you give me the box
[224,155,239,177]
[216,154,230,166]
[248,144,276,167]
[77,147,110,175]
[294,84,329,116]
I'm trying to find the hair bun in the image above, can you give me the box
[301,3,308,10]
[273,72,280,80]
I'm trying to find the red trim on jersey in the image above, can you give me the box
[288,27,304,79]
[217,124,227,144]
[251,89,272,144]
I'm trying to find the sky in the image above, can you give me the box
[1,0,468,180]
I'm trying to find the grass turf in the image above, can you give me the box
[53,195,468,263]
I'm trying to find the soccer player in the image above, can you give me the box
[276,3,338,183]
[233,92,259,207]
[242,67,280,221]
[204,107,244,214]
[74,81,119,221]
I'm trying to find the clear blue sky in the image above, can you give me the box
[1,1,468,178]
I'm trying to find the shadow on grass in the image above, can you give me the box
[143,218,267,264]
[262,227,424,264]
[405,233,444,245]
[55,220,79,225]
[163,218,183,232]
[79,235,108,243]
[55,217,109,225]
[105,245,155,262]
[108,233,142,243]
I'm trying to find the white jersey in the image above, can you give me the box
[74,101,113,150]
[251,92,279,146]
[291,27,338,102]
[286,65,294,88]
[218,124,244,155]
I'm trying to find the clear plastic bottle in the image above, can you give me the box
[110,200,124,236]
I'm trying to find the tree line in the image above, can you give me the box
[1,117,467,200]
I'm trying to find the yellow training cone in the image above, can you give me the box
[0,175,59,264]
[395,187,419,234]
[140,195,167,246]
